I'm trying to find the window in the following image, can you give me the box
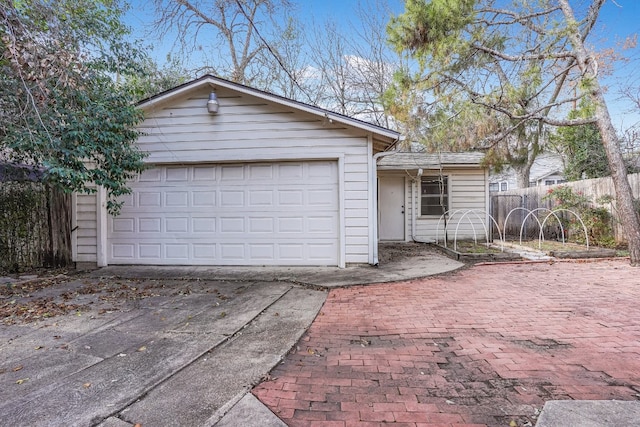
[543,178,566,186]
[490,181,508,192]
[421,176,448,216]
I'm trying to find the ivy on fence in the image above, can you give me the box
[0,182,71,273]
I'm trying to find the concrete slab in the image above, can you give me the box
[120,286,326,427]
[215,394,286,427]
[536,400,640,427]
[0,349,102,401]
[96,417,133,427]
[93,251,463,288]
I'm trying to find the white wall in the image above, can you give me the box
[402,168,488,242]
[74,85,384,265]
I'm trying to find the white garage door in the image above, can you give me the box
[108,161,339,266]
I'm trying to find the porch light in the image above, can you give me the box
[207,92,219,114]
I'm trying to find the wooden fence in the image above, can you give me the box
[0,182,72,273]
[490,172,640,244]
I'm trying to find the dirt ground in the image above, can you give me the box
[378,242,440,264]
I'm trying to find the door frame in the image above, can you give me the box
[378,175,406,241]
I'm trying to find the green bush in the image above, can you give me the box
[542,186,615,248]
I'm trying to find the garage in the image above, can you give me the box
[72,75,400,268]
[107,161,339,266]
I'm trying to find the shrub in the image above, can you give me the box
[542,186,615,248]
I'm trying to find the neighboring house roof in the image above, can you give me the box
[137,74,401,149]
[489,152,565,186]
[377,152,485,170]
[0,162,45,182]
[534,170,565,182]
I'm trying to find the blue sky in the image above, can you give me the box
[125,0,640,129]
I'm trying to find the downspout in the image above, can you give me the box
[371,139,401,266]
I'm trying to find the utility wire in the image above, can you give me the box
[233,0,316,105]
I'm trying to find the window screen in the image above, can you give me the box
[421,176,448,216]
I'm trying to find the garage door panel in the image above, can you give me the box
[108,161,339,266]
[249,217,275,233]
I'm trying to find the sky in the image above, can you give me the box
[125,0,640,131]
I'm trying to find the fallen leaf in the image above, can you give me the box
[34,346,43,350]
[137,346,147,352]
[509,421,518,427]
[16,378,29,384]
[83,382,91,388]
[134,424,142,427]
[13,365,23,372]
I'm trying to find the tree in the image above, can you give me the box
[305,0,402,128]
[152,0,292,85]
[387,0,640,265]
[551,100,610,181]
[0,0,148,214]
[123,56,191,102]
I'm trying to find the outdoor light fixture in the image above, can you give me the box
[207,91,219,114]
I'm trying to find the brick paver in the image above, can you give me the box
[253,259,640,426]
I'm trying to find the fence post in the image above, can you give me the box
[522,194,527,238]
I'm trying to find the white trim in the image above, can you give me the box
[96,187,108,267]
[371,147,400,265]
[338,156,346,268]
[418,174,450,218]
[367,137,375,265]
[485,169,490,234]
[71,193,78,262]
[143,152,344,165]
[403,175,409,242]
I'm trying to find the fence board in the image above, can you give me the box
[490,173,640,244]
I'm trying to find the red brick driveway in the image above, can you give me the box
[253,260,640,427]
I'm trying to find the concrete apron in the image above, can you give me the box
[536,400,640,427]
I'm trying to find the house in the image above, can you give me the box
[71,77,490,268]
[72,75,401,268]
[377,152,488,243]
[489,152,566,191]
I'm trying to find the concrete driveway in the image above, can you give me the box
[0,244,460,426]
[0,277,326,426]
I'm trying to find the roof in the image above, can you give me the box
[377,152,485,170]
[534,170,564,182]
[137,74,401,146]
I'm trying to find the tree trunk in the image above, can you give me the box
[593,90,640,264]
[559,0,640,265]
[514,163,532,189]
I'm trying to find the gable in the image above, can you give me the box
[138,75,399,156]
